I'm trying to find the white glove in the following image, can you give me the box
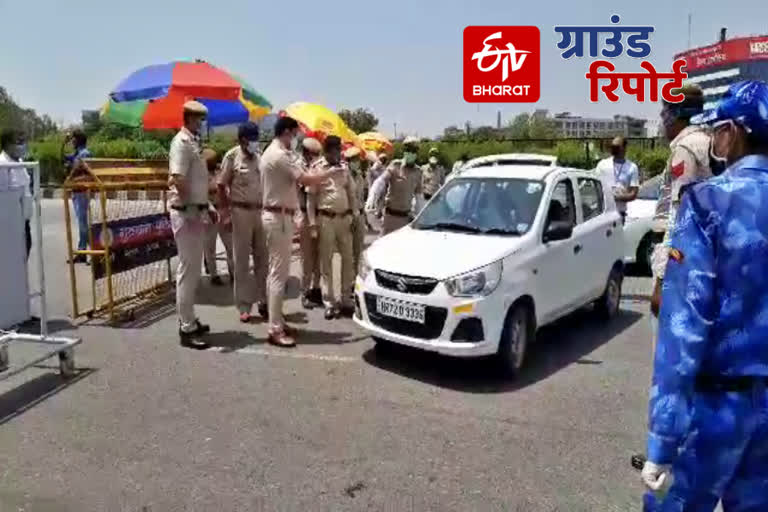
[641,461,671,491]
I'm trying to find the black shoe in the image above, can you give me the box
[71,254,87,264]
[302,294,315,310]
[339,305,355,318]
[324,307,337,320]
[210,276,224,286]
[180,336,211,350]
[309,288,323,305]
[257,303,268,319]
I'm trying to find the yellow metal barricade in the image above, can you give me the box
[62,159,173,322]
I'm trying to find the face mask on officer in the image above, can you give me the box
[246,141,259,155]
[428,156,438,166]
[710,120,738,165]
[348,160,361,173]
[402,151,417,166]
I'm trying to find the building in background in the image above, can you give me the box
[548,111,647,138]
[675,31,768,109]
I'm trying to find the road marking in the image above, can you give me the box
[207,346,357,362]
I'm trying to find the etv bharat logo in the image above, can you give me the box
[464,26,540,103]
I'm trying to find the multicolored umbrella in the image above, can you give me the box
[358,131,393,154]
[101,60,272,130]
[282,102,359,146]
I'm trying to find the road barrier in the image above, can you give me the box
[62,159,174,322]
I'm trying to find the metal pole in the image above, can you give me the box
[88,189,96,314]
[99,189,115,321]
[63,189,79,318]
[163,190,172,286]
[32,164,48,338]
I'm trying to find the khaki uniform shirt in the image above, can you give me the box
[421,163,446,196]
[308,157,355,214]
[259,139,303,210]
[383,161,422,212]
[168,127,208,207]
[650,125,712,279]
[218,145,262,205]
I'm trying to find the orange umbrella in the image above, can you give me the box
[283,102,358,144]
[358,131,393,154]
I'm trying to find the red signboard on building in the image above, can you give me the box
[675,35,768,72]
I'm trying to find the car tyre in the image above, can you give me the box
[636,232,661,276]
[595,266,623,320]
[496,305,532,376]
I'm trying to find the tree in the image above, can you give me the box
[338,108,378,134]
[529,116,558,139]
[0,86,58,139]
[506,113,531,138]
[471,125,498,141]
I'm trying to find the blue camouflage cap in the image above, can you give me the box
[691,80,768,141]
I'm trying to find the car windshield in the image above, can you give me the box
[637,175,662,200]
[412,177,545,235]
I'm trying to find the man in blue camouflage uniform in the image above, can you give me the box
[642,80,768,511]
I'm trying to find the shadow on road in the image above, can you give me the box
[205,326,364,351]
[0,368,96,425]
[362,308,643,394]
[16,318,77,335]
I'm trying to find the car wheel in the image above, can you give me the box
[496,305,532,376]
[595,267,623,320]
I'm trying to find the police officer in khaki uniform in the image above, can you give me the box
[217,122,268,323]
[421,147,446,201]
[168,101,212,349]
[298,137,323,309]
[202,148,233,286]
[260,117,344,347]
[344,146,367,277]
[649,83,712,319]
[370,136,423,235]
[307,136,356,319]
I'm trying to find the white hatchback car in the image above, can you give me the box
[623,174,665,273]
[355,164,625,374]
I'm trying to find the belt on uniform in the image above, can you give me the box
[318,209,352,218]
[299,206,308,213]
[695,375,768,392]
[170,204,207,212]
[385,207,411,218]
[231,201,262,210]
[263,206,295,215]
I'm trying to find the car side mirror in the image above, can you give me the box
[543,221,573,243]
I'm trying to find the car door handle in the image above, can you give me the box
[573,244,582,254]
[606,229,613,237]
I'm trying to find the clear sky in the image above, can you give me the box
[1,0,766,137]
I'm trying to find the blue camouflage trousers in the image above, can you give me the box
[656,384,768,511]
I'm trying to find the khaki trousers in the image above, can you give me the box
[351,213,366,276]
[382,213,410,235]
[232,207,267,313]
[318,214,354,307]
[204,222,234,277]
[298,211,320,292]
[262,211,294,332]
[171,210,206,332]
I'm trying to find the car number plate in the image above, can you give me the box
[376,296,426,324]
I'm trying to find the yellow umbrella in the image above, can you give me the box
[283,102,358,145]
[358,131,393,154]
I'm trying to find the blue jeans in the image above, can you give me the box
[72,193,89,250]
[654,384,768,511]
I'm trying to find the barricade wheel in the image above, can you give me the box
[59,349,76,379]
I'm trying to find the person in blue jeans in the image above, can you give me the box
[642,80,768,511]
[63,129,91,264]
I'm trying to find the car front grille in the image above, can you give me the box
[374,269,439,295]
[364,293,447,340]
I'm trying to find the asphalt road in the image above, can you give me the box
[0,200,657,511]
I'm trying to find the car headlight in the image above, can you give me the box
[444,260,503,297]
[359,251,372,281]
